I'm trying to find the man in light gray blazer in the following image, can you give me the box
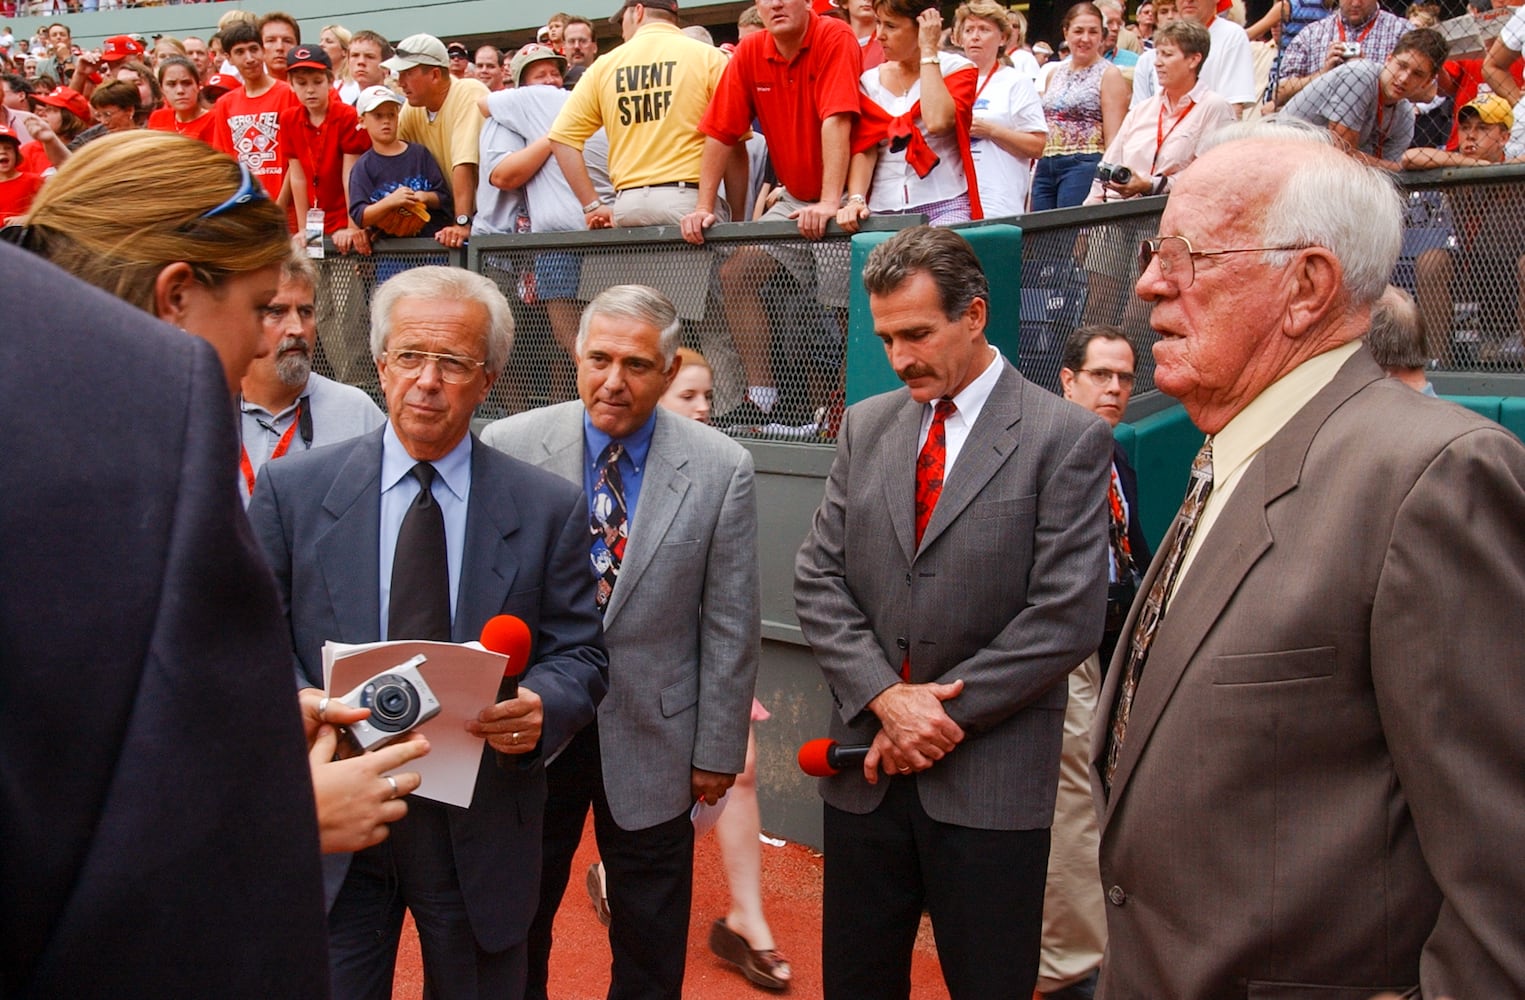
[482,284,760,1000]
[794,226,1113,999]
[1093,127,1525,998]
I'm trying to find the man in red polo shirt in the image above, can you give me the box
[680,0,861,429]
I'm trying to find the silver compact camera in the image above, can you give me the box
[338,654,442,751]
[1339,41,1362,59]
[1097,162,1134,186]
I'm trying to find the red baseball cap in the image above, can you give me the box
[33,85,90,121]
[202,73,237,98]
[0,124,19,147]
[101,35,146,63]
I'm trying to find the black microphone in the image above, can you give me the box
[797,738,871,777]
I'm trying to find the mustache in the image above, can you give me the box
[277,336,311,357]
[897,364,936,382]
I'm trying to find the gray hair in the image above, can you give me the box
[369,266,515,373]
[861,225,989,321]
[1205,120,1402,305]
[576,285,683,364]
[681,24,715,46]
[1365,285,1427,369]
[281,251,318,292]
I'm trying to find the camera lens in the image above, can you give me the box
[361,674,420,731]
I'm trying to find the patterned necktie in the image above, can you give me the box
[388,462,451,641]
[1103,439,1213,792]
[1107,464,1134,585]
[589,442,627,614]
[914,399,957,547]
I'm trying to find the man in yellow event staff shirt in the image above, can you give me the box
[550,0,743,228]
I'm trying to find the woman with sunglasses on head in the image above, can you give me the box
[14,129,430,854]
[19,131,288,388]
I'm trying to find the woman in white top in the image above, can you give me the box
[838,0,982,231]
[955,0,1048,218]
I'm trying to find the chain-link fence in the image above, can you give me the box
[308,164,1525,444]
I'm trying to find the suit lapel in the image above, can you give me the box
[604,411,689,625]
[1101,351,1385,819]
[537,403,585,484]
[315,432,384,643]
[886,396,925,564]
[453,437,522,641]
[916,362,1023,555]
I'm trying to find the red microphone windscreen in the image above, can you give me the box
[479,615,532,676]
[797,738,839,777]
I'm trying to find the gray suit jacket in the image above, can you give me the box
[482,402,761,831]
[795,360,1113,830]
[247,428,609,952]
[1092,349,1525,999]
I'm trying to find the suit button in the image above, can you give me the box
[905,573,912,585]
[1107,885,1126,906]
[896,636,909,650]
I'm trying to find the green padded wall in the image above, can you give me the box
[845,225,1025,405]
[1499,398,1525,440]
[1120,405,1203,551]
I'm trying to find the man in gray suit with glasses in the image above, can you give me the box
[483,283,760,1000]
[794,225,1113,1000]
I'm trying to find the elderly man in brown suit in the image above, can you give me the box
[1092,120,1525,999]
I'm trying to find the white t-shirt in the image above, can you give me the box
[1008,48,1041,83]
[969,65,1046,218]
[861,49,976,212]
[485,85,611,233]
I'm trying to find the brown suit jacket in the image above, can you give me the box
[1091,349,1525,999]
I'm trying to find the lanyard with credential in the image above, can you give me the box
[240,400,311,497]
[1152,96,1195,173]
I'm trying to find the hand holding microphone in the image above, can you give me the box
[797,738,873,777]
[468,614,542,754]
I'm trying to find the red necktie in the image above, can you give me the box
[915,399,957,547]
[905,399,956,682]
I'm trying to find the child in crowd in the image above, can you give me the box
[281,44,371,252]
[0,124,43,222]
[348,85,450,241]
[211,20,300,213]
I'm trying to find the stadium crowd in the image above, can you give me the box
[4,1,1524,383]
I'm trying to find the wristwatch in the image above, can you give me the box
[454,214,470,227]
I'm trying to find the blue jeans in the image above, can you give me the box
[1031,152,1102,212]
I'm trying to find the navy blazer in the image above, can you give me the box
[248,428,608,952]
[0,246,328,998]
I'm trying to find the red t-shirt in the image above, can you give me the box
[1443,58,1523,149]
[0,171,46,222]
[699,14,863,203]
[18,140,51,176]
[147,105,218,146]
[211,81,302,202]
[281,90,372,233]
